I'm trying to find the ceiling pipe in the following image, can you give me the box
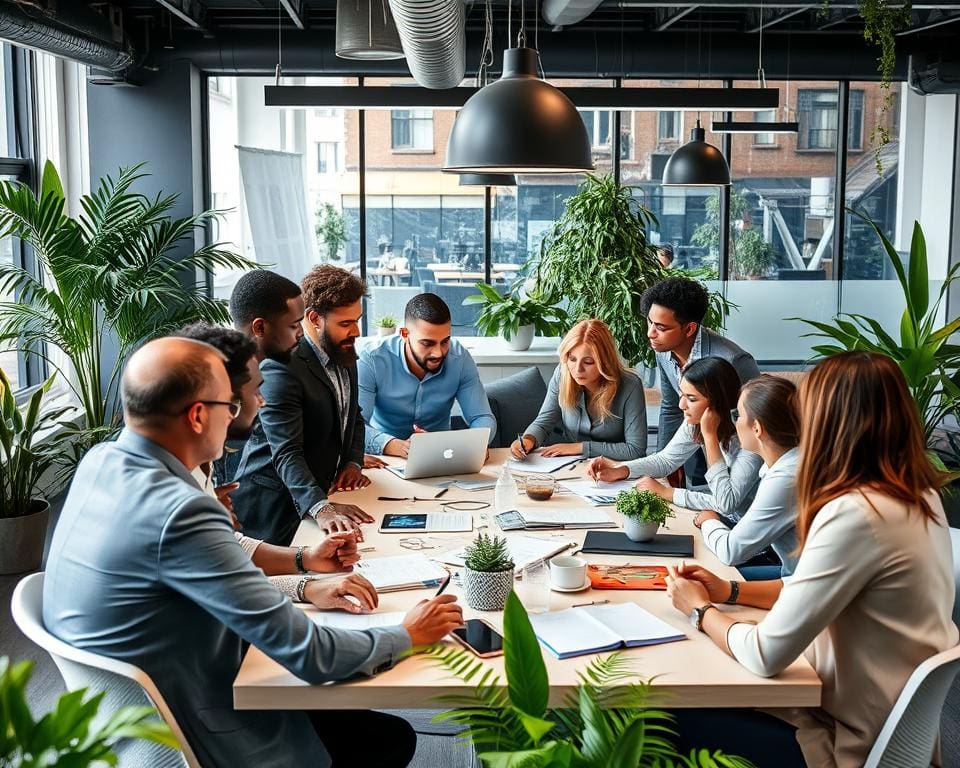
[387,0,465,88]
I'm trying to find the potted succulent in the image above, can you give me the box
[616,488,674,543]
[0,371,69,574]
[461,533,515,611]
[464,282,568,352]
[377,314,397,336]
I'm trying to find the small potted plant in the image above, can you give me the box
[463,282,568,352]
[0,371,68,574]
[461,532,515,611]
[615,488,674,543]
[377,314,397,336]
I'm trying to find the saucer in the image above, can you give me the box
[551,578,591,593]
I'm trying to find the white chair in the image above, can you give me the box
[863,642,960,768]
[11,573,200,768]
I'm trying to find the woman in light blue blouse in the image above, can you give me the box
[589,356,762,518]
[510,319,647,461]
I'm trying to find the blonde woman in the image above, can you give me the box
[510,319,647,461]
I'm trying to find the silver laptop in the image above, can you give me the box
[387,427,490,480]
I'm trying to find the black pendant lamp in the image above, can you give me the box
[459,173,517,186]
[662,118,731,186]
[444,47,593,174]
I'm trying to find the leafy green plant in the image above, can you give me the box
[463,533,514,573]
[733,229,776,279]
[429,591,751,768]
[0,656,179,766]
[0,370,69,519]
[315,202,347,261]
[692,191,777,280]
[464,282,569,342]
[615,489,676,526]
[0,161,256,460]
[792,212,960,447]
[377,314,397,329]
[536,174,729,367]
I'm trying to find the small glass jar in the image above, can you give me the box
[524,473,555,501]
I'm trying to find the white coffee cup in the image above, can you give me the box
[550,555,588,590]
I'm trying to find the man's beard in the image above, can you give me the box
[264,339,297,364]
[321,327,358,366]
[227,420,255,441]
[409,345,445,375]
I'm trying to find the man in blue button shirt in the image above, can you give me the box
[358,293,497,457]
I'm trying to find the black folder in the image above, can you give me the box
[580,531,695,557]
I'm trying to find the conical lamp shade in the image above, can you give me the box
[662,121,730,186]
[444,47,593,174]
[335,0,405,60]
[459,173,517,186]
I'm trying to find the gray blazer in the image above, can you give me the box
[656,328,760,451]
[43,429,410,768]
[524,365,647,460]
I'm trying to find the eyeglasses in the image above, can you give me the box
[399,537,435,551]
[730,408,740,421]
[179,399,243,419]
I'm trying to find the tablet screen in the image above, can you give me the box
[380,513,428,530]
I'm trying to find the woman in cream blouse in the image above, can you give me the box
[665,351,958,768]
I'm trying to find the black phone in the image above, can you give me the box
[450,619,505,658]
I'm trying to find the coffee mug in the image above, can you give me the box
[550,555,588,590]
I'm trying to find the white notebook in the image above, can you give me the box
[308,610,407,630]
[530,602,687,659]
[506,452,581,474]
[355,554,449,592]
[517,508,616,529]
[561,478,637,506]
[437,534,576,573]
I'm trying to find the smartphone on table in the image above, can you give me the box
[450,619,504,658]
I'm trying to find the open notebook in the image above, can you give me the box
[561,478,637,506]
[354,554,449,592]
[437,535,576,573]
[529,602,687,659]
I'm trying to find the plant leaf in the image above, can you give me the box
[503,591,549,719]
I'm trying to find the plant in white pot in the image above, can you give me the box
[377,314,397,336]
[464,281,567,352]
[616,488,674,543]
[0,370,69,574]
[461,533,515,611]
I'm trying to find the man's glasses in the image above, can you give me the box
[179,399,242,419]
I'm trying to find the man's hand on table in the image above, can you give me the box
[587,456,630,482]
[304,574,379,613]
[303,532,362,572]
[403,594,464,646]
[316,503,374,540]
[634,476,674,501]
[363,454,388,469]
[331,464,370,491]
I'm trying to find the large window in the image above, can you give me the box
[390,109,433,151]
[797,88,865,151]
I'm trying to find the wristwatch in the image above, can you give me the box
[690,604,717,632]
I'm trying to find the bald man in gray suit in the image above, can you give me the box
[43,337,463,768]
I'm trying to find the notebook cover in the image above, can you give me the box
[587,564,669,590]
[580,531,695,557]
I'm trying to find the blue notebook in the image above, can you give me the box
[530,602,687,659]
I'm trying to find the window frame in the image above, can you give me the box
[390,108,433,151]
[657,110,683,143]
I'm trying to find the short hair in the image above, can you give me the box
[639,276,709,326]
[656,244,674,264]
[229,270,301,326]
[176,322,257,392]
[301,264,366,317]
[122,347,221,422]
[405,293,451,325]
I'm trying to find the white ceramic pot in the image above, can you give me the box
[462,566,514,611]
[0,499,50,574]
[623,516,660,543]
[377,326,395,336]
[505,324,534,351]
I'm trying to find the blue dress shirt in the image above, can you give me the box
[357,334,497,454]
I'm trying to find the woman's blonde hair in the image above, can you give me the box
[557,320,629,422]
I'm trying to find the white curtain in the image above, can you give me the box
[237,146,316,281]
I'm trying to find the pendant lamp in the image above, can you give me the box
[662,119,730,186]
[335,0,405,60]
[443,47,593,174]
[459,173,517,186]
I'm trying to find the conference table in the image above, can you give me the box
[233,450,821,711]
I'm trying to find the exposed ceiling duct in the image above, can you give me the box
[387,0,465,89]
[541,0,604,26]
[0,1,133,73]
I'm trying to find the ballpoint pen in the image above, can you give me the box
[434,569,452,596]
[572,599,609,608]
[516,432,528,458]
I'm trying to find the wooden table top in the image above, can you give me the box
[233,450,821,710]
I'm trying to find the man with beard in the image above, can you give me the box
[358,293,496,458]
[229,269,305,364]
[233,265,375,545]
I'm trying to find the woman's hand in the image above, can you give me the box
[634,476,673,501]
[693,510,722,529]
[510,435,536,460]
[700,407,722,440]
[302,532,361,572]
[540,442,583,457]
[587,456,629,482]
[670,562,733,603]
[665,566,712,616]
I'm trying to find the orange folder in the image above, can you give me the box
[587,564,669,590]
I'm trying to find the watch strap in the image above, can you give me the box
[696,604,717,631]
[295,545,307,574]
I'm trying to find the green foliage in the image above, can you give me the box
[615,489,675,526]
[464,282,569,341]
[0,370,70,518]
[733,230,776,279]
[0,162,257,463]
[463,533,514,573]
[429,592,751,768]
[691,192,775,279]
[315,202,347,261]
[0,656,180,766]
[792,212,960,448]
[535,174,729,367]
[377,314,397,328]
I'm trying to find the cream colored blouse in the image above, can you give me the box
[726,490,958,768]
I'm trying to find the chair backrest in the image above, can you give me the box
[484,366,548,448]
[950,528,960,626]
[863,642,960,768]
[421,280,507,336]
[11,573,200,768]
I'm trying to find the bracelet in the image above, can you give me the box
[295,546,307,574]
[725,580,740,605]
[295,577,309,603]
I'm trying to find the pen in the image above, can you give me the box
[516,433,528,458]
[434,487,450,499]
[572,599,609,608]
[434,569,452,596]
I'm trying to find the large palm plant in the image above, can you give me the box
[0,161,256,454]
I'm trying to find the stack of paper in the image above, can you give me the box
[561,478,636,506]
[505,452,581,473]
[309,611,407,630]
[515,508,616,529]
[355,554,449,592]
[437,534,576,573]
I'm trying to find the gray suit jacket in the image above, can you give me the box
[656,328,760,451]
[43,429,409,768]
[233,338,365,545]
